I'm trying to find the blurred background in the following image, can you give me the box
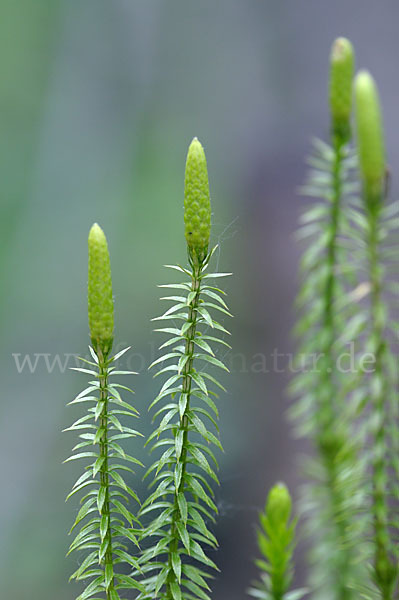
[1,1,399,598]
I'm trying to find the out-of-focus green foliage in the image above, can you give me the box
[290,38,367,600]
[0,0,58,315]
[354,71,386,203]
[291,35,399,600]
[353,73,399,599]
[329,37,354,143]
[248,483,305,600]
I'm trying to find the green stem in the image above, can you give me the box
[323,139,341,392]
[316,136,341,455]
[367,200,394,598]
[316,139,342,438]
[167,256,203,597]
[317,138,354,600]
[98,350,115,599]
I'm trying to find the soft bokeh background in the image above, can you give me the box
[1,2,399,598]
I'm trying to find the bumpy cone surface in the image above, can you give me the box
[354,70,385,201]
[88,223,114,353]
[184,137,211,258]
[329,37,354,142]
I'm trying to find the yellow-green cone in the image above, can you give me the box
[184,137,211,261]
[354,70,386,203]
[329,37,354,143]
[88,223,114,354]
[266,482,292,527]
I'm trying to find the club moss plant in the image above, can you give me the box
[136,137,232,600]
[354,71,398,599]
[65,143,233,600]
[248,483,305,600]
[290,37,365,600]
[291,37,399,600]
[65,224,143,600]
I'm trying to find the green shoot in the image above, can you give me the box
[138,138,231,600]
[354,71,398,599]
[290,38,367,600]
[248,483,305,600]
[65,224,144,600]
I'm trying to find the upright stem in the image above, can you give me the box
[323,139,342,398]
[368,200,393,599]
[167,256,202,597]
[316,138,341,457]
[98,350,115,599]
[317,139,353,600]
[315,139,343,438]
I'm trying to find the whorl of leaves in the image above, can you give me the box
[290,138,369,600]
[65,346,144,600]
[347,73,399,598]
[350,180,399,599]
[248,483,306,600]
[368,204,398,597]
[137,245,231,600]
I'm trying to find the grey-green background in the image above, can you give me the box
[2,2,399,598]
